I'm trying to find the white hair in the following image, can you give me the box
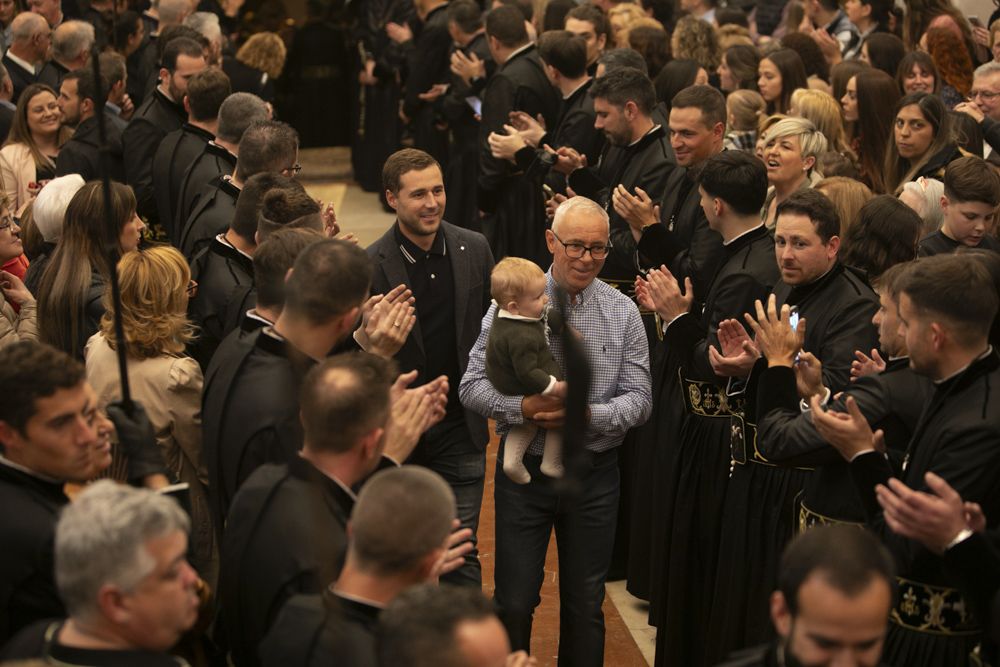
[184,11,221,44]
[52,21,95,63]
[55,481,190,621]
[551,196,610,236]
[11,12,47,41]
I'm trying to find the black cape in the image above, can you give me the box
[153,122,215,242]
[178,176,241,260]
[187,236,254,369]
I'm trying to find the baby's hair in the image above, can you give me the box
[491,257,546,307]
[727,89,765,132]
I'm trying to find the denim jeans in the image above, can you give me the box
[407,416,486,587]
[493,441,620,666]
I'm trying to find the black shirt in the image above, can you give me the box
[0,620,189,666]
[918,229,1000,256]
[393,224,461,415]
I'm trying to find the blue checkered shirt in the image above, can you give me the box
[460,270,652,454]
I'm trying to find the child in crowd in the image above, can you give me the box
[485,257,566,484]
[918,156,1000,256]
[724,89,765,153]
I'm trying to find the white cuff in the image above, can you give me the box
[946,528,974,551]
[849,448,877,462]
[661,312,688,334]
[541,376,559,396]
[799,386,831,413]
[353,328,370,352]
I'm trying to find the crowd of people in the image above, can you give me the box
[1,0,1000,665]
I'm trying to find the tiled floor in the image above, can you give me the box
[299,146,658,665]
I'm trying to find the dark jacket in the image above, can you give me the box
[221,57,275,102]
[756,357,932,523]
[54,113,125,182]
[153,122,214,242]
[569,124,676,283]
[0,620,189,666]
[219,455,355,667]
[178,176,241,260]
[175,141,237,237]
[0,102,14,144]
[187,235,254,368]
[36,60,67,91]
[367,221,493,448]
[637,158,726,302]
[486,314,561,396]
[259,590,380,667]
[476,44,560,264]
[201,329,311,530]
[918,229,1000,256]
[122,88,186,228]
[0,462,69,644]
[3,54,35,104]
[400,3,452,160]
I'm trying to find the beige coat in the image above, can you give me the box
[84,333,217,584]
[0,299,37,349]
[0,143,40,215]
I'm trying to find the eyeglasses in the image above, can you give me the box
[284,164,302,176]
[971,90,1000,101]
[186,280,198,297]
[551,231,611,259]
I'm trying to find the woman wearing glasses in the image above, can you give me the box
[35,182,145,359]
[84,244,214,584]
[0,198,37,348]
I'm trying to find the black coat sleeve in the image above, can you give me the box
[402,21,452,118]
[54,144,91,180]
[122,117,161,220]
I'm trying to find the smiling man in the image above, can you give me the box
[918,156,1000,256]
[461,196,651,666]
[368,148,494,588]
[704,188,879,664]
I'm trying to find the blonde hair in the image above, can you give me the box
[762,116,829,163]
[727,89,765,132]
[815,176,874,237]
[608,2,646,46]
[491,257,546,307]
[100,245,195,359]
[671,15,722,71]
[718,24,754,50]
[236,32,287,80]
[789,88,856,160]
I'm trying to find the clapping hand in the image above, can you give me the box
[488,125,527,162]
[450,50,484,84]
[418,83,449,101]
[508,111,546,147]
[612,185,657,234]
[809,394,885,460]
[547,144,585,175]
[851,348,886,381]
[633,265,692,322]
[383,373,449,462]
[876,472,987,553]
[708,318,759,378]
[431,519,475,579]
[356,284,416,358]
[386,21,413,43]
[744,295,804,368]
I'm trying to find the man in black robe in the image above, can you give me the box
[440,0,493,229]
[705,189,879,664]
[718,525,895,667]
[123,36,206,237]
[174,92,268,235]
[152,67,229,242]
[200,240,371,529]
[257,467,459,667]
[633,152,777,667]
[811,254,1000,667]
[54,68,124,182]
[218,355,439,667]
[476,4,559,265]
[178,120,299,259]
[752,263,932,527]
[387,0,452,166]
[0,342,168,644]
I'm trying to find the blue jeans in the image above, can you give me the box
[493,441,620,666]
[407,416,485,587]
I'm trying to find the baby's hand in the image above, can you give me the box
[550,380,568,398]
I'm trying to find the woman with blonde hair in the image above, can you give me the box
[671,15,722,73]
[0,83,72,213]
[84,244,215,582]
[789,88,856,163]
[815,176,874,238]
[724,89,765,152]
[608,2,645,46]
[759,117,828,227]
[223,31,287,102]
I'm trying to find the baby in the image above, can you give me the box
[485,257,565,484]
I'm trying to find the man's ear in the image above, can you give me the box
[385,189,399,211]
[0,420,23,457]
[770,590,793,638]
[182,95,191,114]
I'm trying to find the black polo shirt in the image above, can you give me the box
[393,223,461,415]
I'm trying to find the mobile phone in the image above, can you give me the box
[789,306,800,332]
[465,96,482,116]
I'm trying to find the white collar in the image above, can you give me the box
[723,223,765,246]
[245,309,273,326]
[506,42,533,62]
[628,124,660,147]
[497,304,543,322]
[934,346,993,385]
[563,78,590,100]
[217,232,253,260]
[0,454,63,484]
[5,49,35,73]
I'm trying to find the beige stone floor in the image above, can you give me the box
[296,145,658,666]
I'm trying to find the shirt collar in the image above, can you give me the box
[497,304,543,321]
[548,267,599,305]
[934,346,994,385]
[628,124,661,147]
[217,232,252,260]
[5,49,35,73]
[245,309,273,326]
[0,454,63,484]
[394,223,446,263]
[563,77,591,100]
[506,42,533,62]
[724,222,766,246]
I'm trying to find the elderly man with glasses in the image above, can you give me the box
[955,61,1000,161]
[460,195,652,667]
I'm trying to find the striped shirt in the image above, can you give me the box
[460,270,652,454]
